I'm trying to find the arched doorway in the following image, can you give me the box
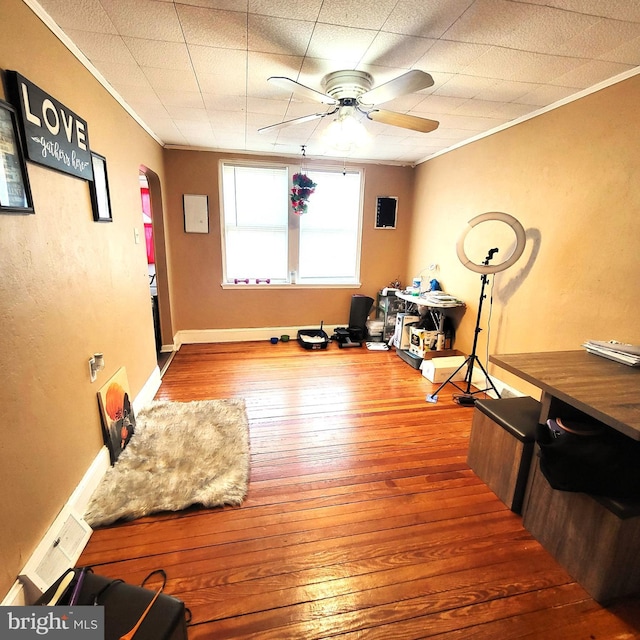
[139,165,174,375]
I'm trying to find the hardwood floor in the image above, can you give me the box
[79,342,640,639]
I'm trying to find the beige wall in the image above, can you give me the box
[0,0,165,597]
[410,75,640,394]
[163,149,414,332]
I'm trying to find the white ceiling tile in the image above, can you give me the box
[177,5,247,48]
[63,30,136,65]
[317,0,397,30]
[117,85,163,104]
[247,52,305,98]
[599,36,640,66]
[198,71,248,95]
[382,0,475,38]
[142,67,200,92]
[438,113,506,131]
[474,79,540,102]
[550,59,636,89]
[99,0,184,41]
[443,0,600,54]
[37,0,118,33]
[165,107,210,121]
[122,38,191,70]
[556,19,640,60]
[209,111,247,127]
[454,98,507,117]
[246,97,289,116]
[415,40,492,74]
[360,33,436,69]
[203,94,246,111]
[466,47,590,83]
[176,120,214,135]
[181,0,248,13]
[249,0,323,20]
[524,0,640,22]
[516,84,579,107]
[306,24,378,67]
[248,15,315,56]
[189,45,247,80]
[146,118,188,143]
[412,94,469,114]
[434,74,499,99]
[97,60,151,87]
[127,101,171,120]
[153,90,205,108]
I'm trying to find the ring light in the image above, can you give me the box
[456,211,526,274]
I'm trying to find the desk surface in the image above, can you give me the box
[490,350,640,440]
[395,291,464,309]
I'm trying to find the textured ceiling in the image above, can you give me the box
[30,0,640,165]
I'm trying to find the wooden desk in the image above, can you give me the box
[491,351,640,603]
[490,350,640,441]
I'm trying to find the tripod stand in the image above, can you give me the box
[426,248,501,405]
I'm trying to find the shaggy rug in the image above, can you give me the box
[85,399,250,528]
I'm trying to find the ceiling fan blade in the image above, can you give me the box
[258,112,329,133]
[359,70,434,106]
[268,77,338,105]
[366,109,439,133]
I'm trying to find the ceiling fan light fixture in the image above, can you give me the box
[324,108,369,153]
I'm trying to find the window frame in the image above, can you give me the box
[218,159,365,289]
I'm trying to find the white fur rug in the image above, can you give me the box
[85,399,250,528]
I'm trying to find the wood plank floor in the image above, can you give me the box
[79,342,640,639]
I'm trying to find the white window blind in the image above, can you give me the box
[221,164,289,282]
[298,170,362,283]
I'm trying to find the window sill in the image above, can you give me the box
[221,282,362,290]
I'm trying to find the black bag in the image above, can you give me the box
[536,420,640,500]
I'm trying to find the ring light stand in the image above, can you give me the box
[426,212,526,405]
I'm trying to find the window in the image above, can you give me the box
[220,162,363,286]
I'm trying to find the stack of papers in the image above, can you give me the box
[418,291,465,307]
[582,340,640,366]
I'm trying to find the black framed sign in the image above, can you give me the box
[0,99,34,214]
[89,152,112,222]
[375,196,397,229]
[6,70,93,181]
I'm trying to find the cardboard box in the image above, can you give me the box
[393,313,420,350]
[420,355,468,383]
[409,327,438,357]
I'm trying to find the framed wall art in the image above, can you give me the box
[89,151,112,222]
[97,367,136,465]
[0,99,34,214]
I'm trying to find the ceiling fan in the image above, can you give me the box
[258,69,439,136]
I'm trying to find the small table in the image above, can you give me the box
[395,291,464,333]
[490,350,640,440]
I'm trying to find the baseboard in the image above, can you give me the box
[174,325,342,347]
[2,365,162,605]
[133,365,162,415]
[470,368,526,399]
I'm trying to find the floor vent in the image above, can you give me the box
[19,507,91,599]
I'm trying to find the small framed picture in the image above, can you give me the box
[0,99,34,214]
[89,151,112,222]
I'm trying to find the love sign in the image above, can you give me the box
[6,71,93,180]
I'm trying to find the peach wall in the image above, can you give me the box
[410,75,640,394]
[0,0,164,597]
[163,149,414,332]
